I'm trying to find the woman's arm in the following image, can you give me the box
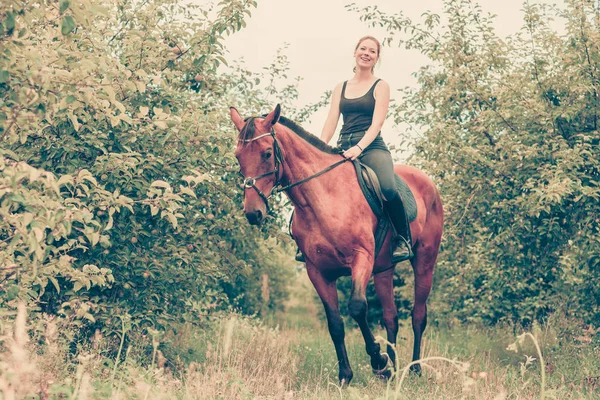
[344,80,390,160]
[320,83,343,144]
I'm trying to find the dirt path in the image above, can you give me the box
[280,270,324,332]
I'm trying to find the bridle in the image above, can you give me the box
[238,120,348,212]
[239,127,285,211]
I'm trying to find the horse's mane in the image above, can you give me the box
[239,115,338,155]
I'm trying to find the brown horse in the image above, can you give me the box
[230,104,443,385]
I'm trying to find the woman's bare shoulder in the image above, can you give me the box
[375,78,389,87]
[331,82,345,95]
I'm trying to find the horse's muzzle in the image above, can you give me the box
[245,210,263,225]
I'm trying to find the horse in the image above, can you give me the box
[229,104,443,385]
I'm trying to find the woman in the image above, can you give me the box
[296,35,412,263]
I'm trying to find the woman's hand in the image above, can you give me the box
[343,145,363,160]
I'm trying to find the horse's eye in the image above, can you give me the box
[264,150,272,160]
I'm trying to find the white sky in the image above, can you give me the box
[220,0,561,158]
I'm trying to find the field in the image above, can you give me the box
[4,270,600,400]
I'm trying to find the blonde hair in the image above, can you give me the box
[353,36,381,73]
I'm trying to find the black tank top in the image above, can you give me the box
[339,79,381,135]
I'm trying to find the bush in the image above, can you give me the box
[0,0,296,338]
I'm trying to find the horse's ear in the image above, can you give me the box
[262,104,281,129]
[229,107,245,131]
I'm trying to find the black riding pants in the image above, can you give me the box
[337,132,400,202]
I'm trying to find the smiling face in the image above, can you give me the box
[353,37,380,72]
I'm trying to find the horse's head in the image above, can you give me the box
[230,104,282,225]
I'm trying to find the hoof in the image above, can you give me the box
[338,370,353,387]
[409,363,422,377]
[372,353,394,379]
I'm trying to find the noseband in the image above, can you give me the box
[238,120,348,213]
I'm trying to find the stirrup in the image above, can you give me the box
[391,236,413,263]
[295,248,305,262]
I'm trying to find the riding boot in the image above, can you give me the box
[384,195,414,263]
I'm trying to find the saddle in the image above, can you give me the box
[352,160,417,258]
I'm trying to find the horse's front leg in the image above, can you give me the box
[306,263,353,385]
[348,251,391,376]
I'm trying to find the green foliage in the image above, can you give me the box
[0,0,298,337]
[350,0,600,325]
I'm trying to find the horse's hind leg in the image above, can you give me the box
[373,268,399,368]
[409,241,439,375]
[348,252,390,374]
[305,263,353,385]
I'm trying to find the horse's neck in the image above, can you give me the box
[277,128,344,209]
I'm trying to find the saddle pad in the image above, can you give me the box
[354,160,417,222]
[394,175,417,222]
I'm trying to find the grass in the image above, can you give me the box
[2,273,600,399]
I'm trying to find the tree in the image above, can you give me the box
[0,0,298,337]
[349,0,600,325]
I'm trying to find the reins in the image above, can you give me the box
[239,123,348,212]
[277,158,348,192]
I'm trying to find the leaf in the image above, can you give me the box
[49,276,61,294]
[135,81,146,93]
[113,100,126,113]
[104,86,116,102]
[0,70,8,84]
[124,80,136,92]
[83,313,96,322]
[32,227,44,242]
[166,213,178,229]
[138,106,149,118]
[151,180,170,189]
[60,0,70,14]
[154,120,167,129]
[179,185,197,198]
[68,111,80,132]
[85,230,100,247]
[5,11,15,35]
[57,174,74,187]
[217,56,228,67]
[104,214,114,231]
[73,281,83,292]
[21,213,34,228]
[29,166,42,182]
[120,114,132,125]
[78,170,97,186]
[61,15,76,35]
[109,114,121,127]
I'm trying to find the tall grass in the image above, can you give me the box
[1,286,599,399]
